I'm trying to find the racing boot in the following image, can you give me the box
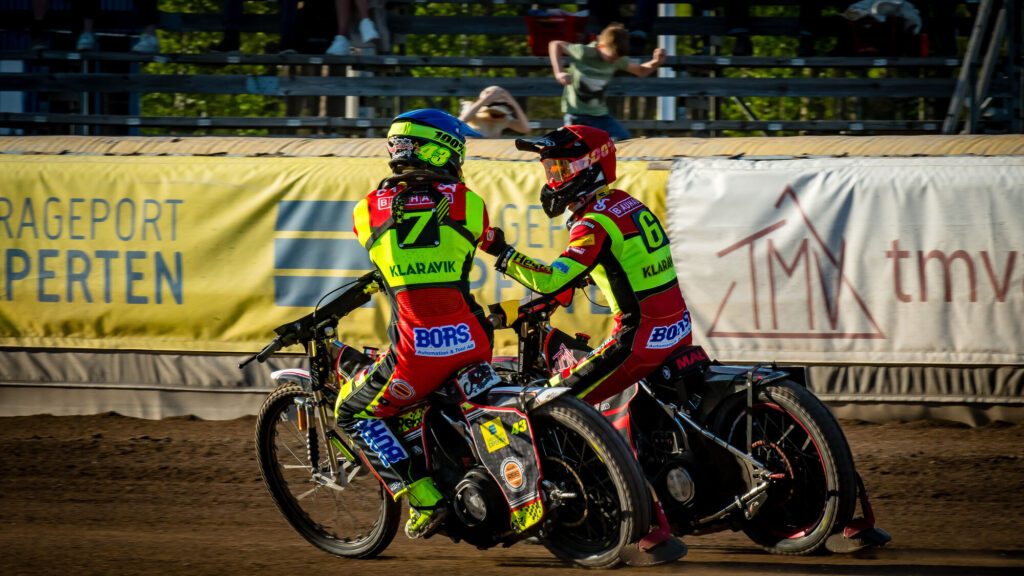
[619,495,687,567]
[398,477,448,539]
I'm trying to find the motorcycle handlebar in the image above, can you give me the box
[256,336,284,363]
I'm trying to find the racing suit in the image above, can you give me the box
[336,179,493,495]
[498,187,691,405]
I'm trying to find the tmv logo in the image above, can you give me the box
[273,201,373,307]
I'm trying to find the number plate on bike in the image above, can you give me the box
[455,362,502,400]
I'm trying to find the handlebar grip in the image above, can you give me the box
[256,336,283,363]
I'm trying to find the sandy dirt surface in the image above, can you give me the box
[1,412,1022,575]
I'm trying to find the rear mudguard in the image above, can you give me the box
[691,364,792,423]
[447,368,574,533]
[485,385,572,412]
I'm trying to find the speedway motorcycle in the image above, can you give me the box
[488,288,890,556]
[240,271,652,569]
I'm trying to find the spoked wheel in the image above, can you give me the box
[255,384,400,558]
[531,395,650,569]
[717,380,856,555]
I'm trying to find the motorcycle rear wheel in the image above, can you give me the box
[716,380,856,555]
[531,395,651,569]
[255,384,400,558]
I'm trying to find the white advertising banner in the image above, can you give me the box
[666,156,1024,366]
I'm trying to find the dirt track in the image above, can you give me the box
[1,413,1022,575]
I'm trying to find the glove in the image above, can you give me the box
[479,226,509,257]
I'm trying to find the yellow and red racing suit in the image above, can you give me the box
[336,179,493,494]
[501,188,691,404]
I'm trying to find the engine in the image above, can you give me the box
[448,468,511,548]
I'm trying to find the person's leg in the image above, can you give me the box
[74,0,99,50]
[132,0,160,53]
[327,0,354,53]
[549,334,636,404]
[563,113,632,140]
[334,350,446,538]
[592,114,633,141]
[279,0,298,52]
[334,0,352,38]
[354,0,379,43]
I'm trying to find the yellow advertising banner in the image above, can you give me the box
[0,155,666,355]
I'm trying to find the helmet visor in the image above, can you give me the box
[542,158,577,187]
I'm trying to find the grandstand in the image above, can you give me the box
[1,0,1020,137]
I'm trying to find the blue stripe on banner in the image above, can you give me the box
[274,276,376,308]
[274,238,373,270]
[275,201,359,232]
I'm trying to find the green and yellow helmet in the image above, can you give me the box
[387,109,482,180]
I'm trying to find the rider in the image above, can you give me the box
[335,109,494,539]
[479,125,692,406]
[479,125,691,564]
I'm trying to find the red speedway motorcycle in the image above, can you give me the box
[488,289,891,556]
[240,271,652,569]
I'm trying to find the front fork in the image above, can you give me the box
[295,344,360,490]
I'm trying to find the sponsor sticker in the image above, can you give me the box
[510,498,544,532]
[510,252,551,274]
[389,378,416,400]
[481,417,510,452]
[568,234,595,247]
[377,191,455,210]
[646,311,692,350]
[413,323,476,357]
[551,260,570,273]
[353,419,409,467]
[396,407,425,434]
[511,419,528,435]
[501,457,525,491]
[609,197,642,217]
[457,362,502,398]
[551,343,578,372]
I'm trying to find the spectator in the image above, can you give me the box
[549,22,666,141]
[31,0,97,51]
[723,1,855,57]
[458,86,531,138]
[326,0,380,55]
[212,1,298,54]
[587,0,657,55]
[132,0,161,53]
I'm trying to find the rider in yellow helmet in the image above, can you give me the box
[336,109,493,539]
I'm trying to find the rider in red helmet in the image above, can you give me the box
[479,125,691,564]
[481,125,692,406]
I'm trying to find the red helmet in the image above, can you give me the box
[515,125,616,217]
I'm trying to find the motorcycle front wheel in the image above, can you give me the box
[255,384,400,558]
[531,395,651,569]
[715,380,857,555]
